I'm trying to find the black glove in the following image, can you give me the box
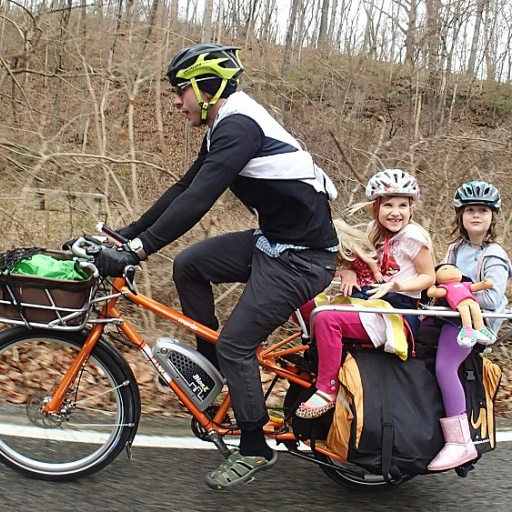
[96,246,140,278]
[117,222,140,241]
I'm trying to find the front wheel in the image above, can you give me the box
[0,327,141,481]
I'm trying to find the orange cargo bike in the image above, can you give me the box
[0,233,507,489]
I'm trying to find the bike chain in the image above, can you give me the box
[190,405,236,441]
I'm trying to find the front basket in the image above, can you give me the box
[0,250,97,328]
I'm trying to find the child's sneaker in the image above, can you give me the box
[296,390,336,419]
[457,326,477,348]
[476,326,496,345]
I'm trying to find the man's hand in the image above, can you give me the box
[96,246,140,278]
[338,269,360,296]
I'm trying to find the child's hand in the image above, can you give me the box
[338,269,360,296]
[374,272,384,283]
[367,281,397,300]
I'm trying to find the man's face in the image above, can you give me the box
[173,83,204,127]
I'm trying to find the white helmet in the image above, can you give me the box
[365,169,420,201]
[453,180,501,211]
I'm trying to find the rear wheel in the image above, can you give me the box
[0,327,140,481]
[314,452,415,489]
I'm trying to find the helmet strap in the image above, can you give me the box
[190,78,228,124]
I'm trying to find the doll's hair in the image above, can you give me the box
[434,263,472,285]
[333,218,378,268]
[450,206,498,245]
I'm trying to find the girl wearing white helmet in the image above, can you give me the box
[427,180,512,472]
[296,169,435,419]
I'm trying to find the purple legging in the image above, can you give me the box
[436,323,471,416]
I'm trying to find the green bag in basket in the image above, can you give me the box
[11,254,88,281]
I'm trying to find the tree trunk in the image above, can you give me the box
[279,0,300,121]
[245,0,260,48]
[404,0,418,67]
[260,0,277,41]
[51,0,72,137]
[327,0,338,44]
[483,0,497,80]
[467,0,487,76]
[216,0,224,43]
[317,0,330,49]
[171,0,179,28]
[155,0,166,154]
[202,0,214,42]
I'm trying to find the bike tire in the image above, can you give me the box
[314,452,415,489]
[0,326,141,481]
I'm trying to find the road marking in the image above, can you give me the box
[0,423,510,449]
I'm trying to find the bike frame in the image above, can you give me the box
[41,276,340,457]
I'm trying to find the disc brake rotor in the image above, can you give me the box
[26,392,74,427]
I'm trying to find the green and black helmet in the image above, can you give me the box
[167,44,244,123]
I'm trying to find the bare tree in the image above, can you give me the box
[467,0,487,76]
[391,0,419,67]
[242,0,258,47]
[202,0,214,42]
[51,0,72,136]
[279,0,300,119]
[259,0,277,41]
[171,0,178,27]
[327,0,338,44]
[483,0,498,80]
[216,0,224,43]
[317,0,330,48]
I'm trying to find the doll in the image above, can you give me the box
[426,263,496,348]
[333,218,383,298]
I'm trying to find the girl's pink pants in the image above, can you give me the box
[297,300,370,394]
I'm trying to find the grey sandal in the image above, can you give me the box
[205,449,278,490]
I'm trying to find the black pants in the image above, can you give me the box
[173,230,336,430]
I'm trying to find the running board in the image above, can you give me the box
[287,446,342,470]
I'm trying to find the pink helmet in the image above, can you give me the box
[365,169,420,201]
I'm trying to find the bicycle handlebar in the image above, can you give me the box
[71,234,137,289]
[96,222,129,246]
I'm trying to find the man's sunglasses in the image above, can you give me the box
[173,82,191,97]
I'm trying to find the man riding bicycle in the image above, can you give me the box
[95,44,339,490]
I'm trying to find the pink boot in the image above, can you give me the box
[428,413,477,471]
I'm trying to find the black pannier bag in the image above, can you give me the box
[326,351,445,478]
[324,349,501,479]
[459,352,502,455]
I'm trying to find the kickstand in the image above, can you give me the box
[207,430,233,459]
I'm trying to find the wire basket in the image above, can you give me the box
[0,250,97,330]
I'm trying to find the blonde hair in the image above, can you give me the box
[333,218,378,269]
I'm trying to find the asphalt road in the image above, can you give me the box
[0,433,510,512]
